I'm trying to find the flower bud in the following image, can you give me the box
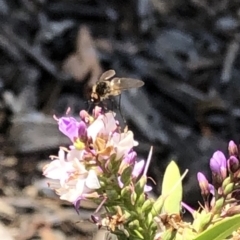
[141,199,154,213]
[80,110,94,124]
[196,212,212,232]
[135,176,147,195]
[136,193,145,207]
[121,186,131,199]
[225,205,240,216]
[78,121,87,139]
[223,182,234,196]
[129,219,140,229]
[210,151,227,186]
[227,156,239,173]
[222,177,231,189]
[228,140,238,156]
[132,160,145,178]
[212,198,224,214]
[133,228,144,239]
[124,151,137,165]
[131,191,137,205]
[92,106,102,118]
[80,110,89,120]
[197,172,210,197]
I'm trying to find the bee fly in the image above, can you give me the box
[90,69,144,103]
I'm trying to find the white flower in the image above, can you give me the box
[43,149,77,186]
[108,131,138,159]
[87,112,117,142]
[56,170,100,203]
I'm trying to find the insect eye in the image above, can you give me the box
[96,82,108,95]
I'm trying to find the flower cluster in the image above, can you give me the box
[43,107,152,232]
[195,141,240,221]
[43,105,240,240]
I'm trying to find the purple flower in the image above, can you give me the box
[58,117,87,142]
[123,151,137,165]
[210,151,227,177]
[210,151,227,188]
[58,117,80,141]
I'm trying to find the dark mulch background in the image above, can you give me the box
[0,0,240,239]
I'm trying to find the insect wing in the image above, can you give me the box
[99,69,116,82]
[111,78,144,91]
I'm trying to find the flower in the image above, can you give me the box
[43,105,240,240]
[210,151,227,180]
[124,150,137,164]
[57,116,87,143]
[132,160,145,178]
[197,172,210,197]
[43,148,79,186]
[87,112,117,142]
[56,169,100,204]
[43,147,100,205]
[118,150,137,174]
[227,156,239,173]
[228,140,238,157]
[117,159,152,192]
[109,131,138,159]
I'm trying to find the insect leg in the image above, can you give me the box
[117,94,126,124]
[87,100,94,113]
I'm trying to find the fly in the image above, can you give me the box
[91,69,144,103]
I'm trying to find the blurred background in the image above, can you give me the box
[0,0,240,239]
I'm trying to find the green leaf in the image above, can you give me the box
[194,214,240,240]
[162,161,183,214]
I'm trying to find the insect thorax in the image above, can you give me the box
[95,82,110,96]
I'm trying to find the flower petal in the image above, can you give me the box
[85,170,100,189]
[132,160,145,178]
